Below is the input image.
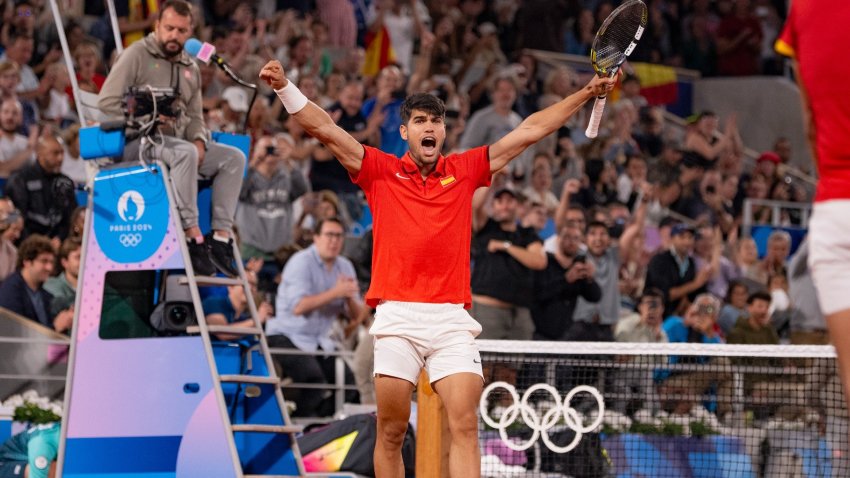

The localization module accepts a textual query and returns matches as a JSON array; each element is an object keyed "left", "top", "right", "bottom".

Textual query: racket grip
[{"left": 585, "top": 96, "right": 607, "bottom": 139}]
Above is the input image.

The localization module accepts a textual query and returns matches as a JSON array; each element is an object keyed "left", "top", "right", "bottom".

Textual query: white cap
[
  {"left": 478, "top": 22, "right": 497, "bottom": 36},
  {"left": 221, "top": 86, "right": 249, "bottom": 113}
]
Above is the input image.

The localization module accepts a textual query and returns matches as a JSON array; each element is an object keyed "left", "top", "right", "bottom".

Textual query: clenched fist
[{"left": 259, "top": 60, "right": 288, "bottom": 90}]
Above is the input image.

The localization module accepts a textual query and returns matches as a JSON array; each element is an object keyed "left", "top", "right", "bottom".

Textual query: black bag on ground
[{"left": 297, "top": 413, "right": 416, "bottom": 477}]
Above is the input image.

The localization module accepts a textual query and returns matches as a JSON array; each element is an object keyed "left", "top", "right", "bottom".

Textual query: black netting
[{"left": 478, "top": 347, "right": 847, "bottom": 478}]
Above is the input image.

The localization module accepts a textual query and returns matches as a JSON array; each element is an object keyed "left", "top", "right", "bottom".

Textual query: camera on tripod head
[{"left": 124, "top": 85, "right": 180, "bottom": 119}]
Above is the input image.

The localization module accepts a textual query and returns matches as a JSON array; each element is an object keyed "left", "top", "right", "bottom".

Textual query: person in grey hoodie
[{"left": 98, "top": 0, "right": 245, "bottom": 277}]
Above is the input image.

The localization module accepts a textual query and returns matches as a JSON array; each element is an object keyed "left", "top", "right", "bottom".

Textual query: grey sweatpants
[{"left": 125, "top": 136, "right": 245, "bottom": 232}]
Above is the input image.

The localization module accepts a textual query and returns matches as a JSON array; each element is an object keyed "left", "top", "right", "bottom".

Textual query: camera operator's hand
[
  {"left": 194, "top": 140, "right": 206, "bottom": 167},
  {"left": 259, "top": 60, "right": 288, "bottom": 90}
]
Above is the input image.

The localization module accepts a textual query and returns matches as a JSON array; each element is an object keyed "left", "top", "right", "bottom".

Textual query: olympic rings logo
[
  {"left": 479, "top": 382, "right": 605, "bottom": 454},
  {"left": 119, "top": 233, "right": 142, "bottom": 247}
]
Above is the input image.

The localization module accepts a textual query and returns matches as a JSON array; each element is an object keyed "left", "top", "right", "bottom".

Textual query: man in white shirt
[{"left": 0, "top": 98, "right": 34, "bottom": 179}]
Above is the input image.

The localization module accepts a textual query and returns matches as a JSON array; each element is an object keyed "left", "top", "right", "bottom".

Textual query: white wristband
[{"left": 275, "top": 81, "right": 309, "bottom": 114}]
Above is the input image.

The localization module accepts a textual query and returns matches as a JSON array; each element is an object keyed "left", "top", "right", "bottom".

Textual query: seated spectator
[
  {"left": 718, "top": 279, "right": 750, "bottom": 335},
  {"left": 0, "top": 199, "right": 22, "bottom": 282},
  {"left": 0, "top": 97, "right": 35, "bottom": 181},
  {"left": 0, "top": 61, "right": 38, "bottom": 134},
  {"left": 43, "top": 237, "right": 81, "bottom": 334},
  {"left": 658, "top": 294, "right": 731, "bottom": 415},
  {"left": 682, "top": 111, "right": 738, "bottom": 169},
  {"left": 37, "top": 63, "right": 74, "bottom": 127},
  {"left": 0, "top": 420, "right": 59, "bottom": 478},
  {"left": 613, "top": 288, "right": 668, "bottom": 414},
  {"left": 616, "top": 288, "right": 669, "bottom": 343},
  {"left": 0, "top": 30, "right": 38, "bottom": 100},
  {"left": 202, "top": 273, "right": 274, "bottom": 341},
  {"left": 727, "top": 291, "right": 776, "bottom": 345},
  {"left": 0, "top": 234, "right": 72, "bottom": 331},
  {"left": 4, "top": 135, "right": 77, "bottom": 241},
  {"left": 71, "top": 40, "right": 106, "bottom": 94},
  {"left": 753, "top": 230, "right": 791, "bottom": 286},
  {"left": 662, "top": 293, "right": 724, "bottom": 345},
  {"left": 522, "top": 154, "right": 559, "bottom": 214},
  {"left": 266, "top": 217, "right": 366, "bottom": 416},
  {"left": 787, "top": 240, "right": 829, "bottom": 345},
  {"left": 60, "top": 123, "right": 87, "bottom": 186},
  {"left": 293, "top": 190, "right": 348, "bottom": 249}
]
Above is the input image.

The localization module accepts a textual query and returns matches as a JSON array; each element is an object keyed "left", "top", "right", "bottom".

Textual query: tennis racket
[{"left": 585, "top": 0, "right": 648, "bottom": 139}]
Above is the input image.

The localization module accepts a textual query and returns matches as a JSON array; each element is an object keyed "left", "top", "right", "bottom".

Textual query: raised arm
[
  {"left": 488, "top": 74, "right": 617, "bottom": 172},
  {"left": 260, "top": 61, "right": 365, "bottom": 173}
]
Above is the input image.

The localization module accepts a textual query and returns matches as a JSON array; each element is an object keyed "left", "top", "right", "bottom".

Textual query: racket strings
[{"left": 593, "top": 3, "right": 646, "bottom": 73}]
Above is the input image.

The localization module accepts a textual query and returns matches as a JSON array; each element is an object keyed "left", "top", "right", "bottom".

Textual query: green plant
[
  {"left": 13, "top": 402, "right": 61, "bottom": 425},
  {"left": 689, "top": 421, "right": 719, "bottom": 438}
]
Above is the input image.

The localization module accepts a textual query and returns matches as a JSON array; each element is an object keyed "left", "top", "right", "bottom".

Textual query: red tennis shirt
[
  {"left": 776, "top": 1, "right": 850, "bottom": 202},
  {"left": 351, "top": 145, "right": 491, "bottom": 308}
]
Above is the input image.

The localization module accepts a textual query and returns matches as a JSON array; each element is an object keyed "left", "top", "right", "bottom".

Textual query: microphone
[{"left": 184, "top": 38, "right": 226, "bottom": 67}]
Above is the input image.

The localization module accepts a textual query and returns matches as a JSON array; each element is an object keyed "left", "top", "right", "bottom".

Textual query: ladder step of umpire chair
[
  {"left": 232, "top": 424, "right": 304, "bottom": 434},
  {"left": 220, "top": 375, "right": 280, "bottom": 385},
  {"left": 179, "top": 276, "right": 244, "bottom": 287},
  {"left": 186, "top": 325, "right": 264, "bottom": 336}
]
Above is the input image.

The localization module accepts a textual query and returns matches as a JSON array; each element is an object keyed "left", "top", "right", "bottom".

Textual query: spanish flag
[
  {"left": 631, "top": 62, "right": 678, "bottom": 106},
  {"left": 362, "top": 26, "right": 396, "bottom": 78},
  {"left": 123, "top": 0, "right": 160, "bottom": 47}
]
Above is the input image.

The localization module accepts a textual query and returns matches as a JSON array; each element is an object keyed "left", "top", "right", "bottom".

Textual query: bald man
[{"left": 3, "top": 135, "right": 77, "bottom": 241}]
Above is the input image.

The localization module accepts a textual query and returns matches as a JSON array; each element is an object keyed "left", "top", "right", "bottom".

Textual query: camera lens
[{"left": 169, "top": 305, "right": 188, "bottom": 325}]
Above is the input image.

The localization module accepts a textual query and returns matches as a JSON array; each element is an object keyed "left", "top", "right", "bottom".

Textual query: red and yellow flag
[
  {"left": 632, "top": 62, "right": 678, "bottom": 106},
  {"left": 362, "top": 26, "right": 396, "bottom": 78}
]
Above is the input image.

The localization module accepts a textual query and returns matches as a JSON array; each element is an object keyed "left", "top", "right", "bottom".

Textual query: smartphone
[
  {"left": 573, "top": 251, "right": 587, "bottom": 263},
  {"left": 697, "top": 304, "right": 715, "bottom": 316},
  {"left": 266, "top": 145, "right": 276, "bottom": 156}
]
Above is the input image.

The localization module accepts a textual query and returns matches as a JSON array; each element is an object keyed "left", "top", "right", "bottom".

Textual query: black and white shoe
[
  {"left": 208, "top": 234, "right": 239, "bottom": 278},
  {"left": 187, "top": 238, "right": 216, "bottom": 276}
]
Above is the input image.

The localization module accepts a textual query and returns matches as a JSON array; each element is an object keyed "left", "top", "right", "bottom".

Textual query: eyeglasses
[{"left": 320, "top": 231, "right": 344, "bottom": 239}]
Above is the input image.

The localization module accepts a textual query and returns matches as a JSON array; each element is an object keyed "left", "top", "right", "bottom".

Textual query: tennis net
[{"left": 476, "top": 340, "right": 847, "bottom": 478}]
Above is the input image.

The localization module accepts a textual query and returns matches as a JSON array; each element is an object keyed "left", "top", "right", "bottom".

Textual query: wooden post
[{"left": 415, "top": 372, "right": 451, "bottom": 478}]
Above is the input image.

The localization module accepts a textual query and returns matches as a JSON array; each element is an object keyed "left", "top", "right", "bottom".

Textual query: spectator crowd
[{"left": 0, "top": 0, "right": 820, "bottom": 421}]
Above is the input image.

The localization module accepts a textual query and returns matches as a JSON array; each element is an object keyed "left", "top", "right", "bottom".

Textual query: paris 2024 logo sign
[{"left": 94, "top": 166, "right": 169, "bottom": 263}]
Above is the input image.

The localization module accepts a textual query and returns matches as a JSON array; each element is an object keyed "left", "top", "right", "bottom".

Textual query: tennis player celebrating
[
  {"left": 260, "top": 60, "right": 616, "bottom": 477},
  {"left": 776, "top": 4, "right": 850, "bottom": 419}
]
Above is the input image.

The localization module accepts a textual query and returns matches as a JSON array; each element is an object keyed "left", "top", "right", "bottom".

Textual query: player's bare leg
[
  {"left": 374, "top": 374, "right": 415, "bottom": 478},
  {"left": 433, "top": 372, "right": 484, "bottom": 478}
]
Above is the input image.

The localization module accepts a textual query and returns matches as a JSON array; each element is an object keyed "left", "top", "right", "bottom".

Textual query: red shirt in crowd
[
  {"left": 716, "top": 14, "right": 762, "bottom": 76},
  {"left": 776, "top": 1, "right": 850, "bottom": 202},
  {"left": 351, "top": 145, "right": 491, "bottom": 308}
]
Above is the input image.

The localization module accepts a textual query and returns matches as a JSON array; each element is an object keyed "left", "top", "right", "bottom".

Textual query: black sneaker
[
  {"left": 187, "top": 238, "right": 216, "bottom": 276},
  {"left": 208, "top": 234, "right": 239, "bottom": 277}
]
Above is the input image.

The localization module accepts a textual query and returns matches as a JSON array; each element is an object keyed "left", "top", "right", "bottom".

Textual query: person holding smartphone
[{"left": 531, "top": 225, "right": 601, "bottom": 341}]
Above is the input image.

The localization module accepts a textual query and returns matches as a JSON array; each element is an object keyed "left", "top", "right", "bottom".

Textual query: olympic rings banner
[
  {"left": 479, "top": 381, "right": 605, "bottom": 454},
  {"left": 93, "top": 165, "right": 170, "bottom": 263}
]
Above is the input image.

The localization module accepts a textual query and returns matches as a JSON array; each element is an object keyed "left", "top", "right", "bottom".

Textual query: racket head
[{"left": 590, "top": 0, "right": 648, "bottom": 77}]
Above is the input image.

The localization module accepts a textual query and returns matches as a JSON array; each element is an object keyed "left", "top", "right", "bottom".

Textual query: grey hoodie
[{"left": 98, "top": 33, "right": 208, "bottom": 145}]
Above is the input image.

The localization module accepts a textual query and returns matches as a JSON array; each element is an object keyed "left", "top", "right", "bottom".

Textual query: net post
[{"left": 416, "top": 371, "right": 451, "bottom": 477}]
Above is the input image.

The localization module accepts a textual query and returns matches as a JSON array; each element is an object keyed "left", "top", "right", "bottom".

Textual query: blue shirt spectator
[{"left": 268, "top": 234, "right": 361, "bottom": 352}]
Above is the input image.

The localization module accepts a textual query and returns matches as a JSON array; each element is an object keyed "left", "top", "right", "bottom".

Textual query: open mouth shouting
[{"left": 421, "top": 136, "right": 438, "bottom": 157}]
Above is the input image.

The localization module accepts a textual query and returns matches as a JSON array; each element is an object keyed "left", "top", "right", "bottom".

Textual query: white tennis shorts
[
  {"left": 809, "top": 200, "right": 850, "bottom": 315},
  {"left": 371, "top": 301, "right": 483, "bottom": 384}
]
